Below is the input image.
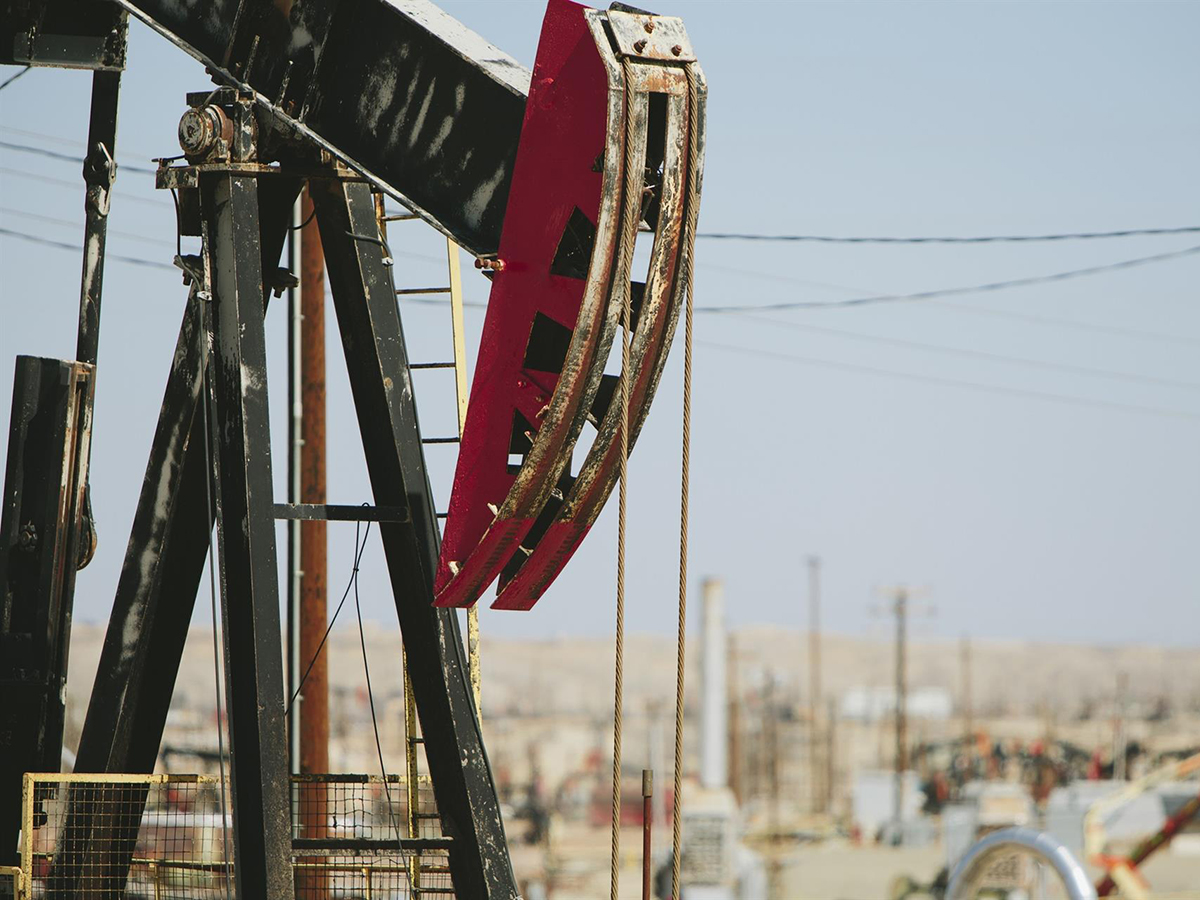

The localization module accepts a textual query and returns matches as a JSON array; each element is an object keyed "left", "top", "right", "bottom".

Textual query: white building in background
[{"left": 839, "top": 686, "right": 954, "bottom": 723}]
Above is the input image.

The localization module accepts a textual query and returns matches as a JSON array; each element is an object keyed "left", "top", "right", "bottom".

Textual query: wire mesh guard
[{"left": 21, "top": 773, "right": 451, "bottom": 899}]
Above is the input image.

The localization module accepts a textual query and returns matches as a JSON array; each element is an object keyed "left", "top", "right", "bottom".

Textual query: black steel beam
[
  {"left": 117, "top": 0, "right": 528, "bottom": 257},
  {"left": 75, "top": 173, "right": 300, "bottom": 779},
  {"left": 0, "top": 357, "right": 93, "bottom": 866},
  {"left": 60, "top": 172, "right": 301, "bottom": 897},
  {"left": 201, "top": 169, "right": 294, "bottom": 900},
  {"left": 273, "top": 503, "right": 410, "bottom": 522},
  {"left": 76, "top": 67, "right": 122, "bottom": 367},
  {"left": 312, "top": 178, "right": 517, "bottom": 899},
  {"left": 0, "top": 0, "right": 127, "bottom": 70}
]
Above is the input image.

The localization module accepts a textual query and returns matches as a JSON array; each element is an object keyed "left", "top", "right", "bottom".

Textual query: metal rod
[
  {"left": 288, "top": 194, "right": 302, "bottom": 777},
  {"left": 641, "top": 770, "right": 652, "bottom": 900},
  {"left": 808, "top": 555, "right": 822, "bottom": 814},
  {"left": 395, "top": 287, "right": 451, "bottom": 295},
  {"left": 894, "top": 587, "right": 908, "bottom": 835},
  {"left": 299, "top": 184, "right": 329, "bottom": 900}
]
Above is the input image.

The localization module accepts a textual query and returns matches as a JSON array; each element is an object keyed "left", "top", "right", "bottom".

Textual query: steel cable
[
  {"left": 609, "top": 60, "right": 644, "bottom": 900},
  {"left": 671, "top": 62, "right": 702, "bottom": 900}
]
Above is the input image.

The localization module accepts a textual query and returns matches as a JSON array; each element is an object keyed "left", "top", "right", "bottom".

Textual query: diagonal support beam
[{"left": 311, "top": 178, "right": 517, "bottom": 899}]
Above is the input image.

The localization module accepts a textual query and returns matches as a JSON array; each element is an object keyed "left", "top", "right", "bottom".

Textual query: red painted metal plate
[
  {"left": 494, "top": 65, "right": 703, "bottom": 611},
  {"left": 433, "top": 0, "right": 622, "bottom": 608}
]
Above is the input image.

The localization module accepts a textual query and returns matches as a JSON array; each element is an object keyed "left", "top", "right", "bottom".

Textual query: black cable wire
[
  {"left": 289, "top": 206, "right": 317, "bottom": 231},
  {"left": 736, "top": 313, "right": 1200, "bottom": 392},
  {"left": 0, "top": 67, "right": 29, "bottom": 92},
  {"left": 696, "top": 244, "right": 1200, "bottom": 313},
  {"left": 0, "top": 226, "right": 177, "bottom": 270},
  {"left": 696, "top": 226, "right": 1200, "bottom": 244},
  {"left": 0, "top": 138, "right": 158, "bottom": 174},
  {"left": 284, "top": 517, "right": 372, "bottom": 718},
  {"left": 351, "top": 522, "right": 405, "bottom": 847},
  {"left": 700, "top": 339, "right": 1200, "bottom": 423},
  {"left": 0, "top": 164, "right": 172, "bottom": 207},
  {"left": 0, "top": 204, "right": 174, "bottom": 247}
]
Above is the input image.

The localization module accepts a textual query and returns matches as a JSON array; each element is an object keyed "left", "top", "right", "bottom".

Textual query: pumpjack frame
[{"left": 0, "top": 1, "right": 705, "bottom": 897}]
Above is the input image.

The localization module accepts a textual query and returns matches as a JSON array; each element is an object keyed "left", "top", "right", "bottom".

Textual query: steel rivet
[
  {"left": 634, "top": 39, "right": 648, "bottom": 53},
  {"left": 671, "top": 44, "right": 683, "bottom": 56},
  {"left": 644, "top": 20, "right": 655, "bottom": 33}
]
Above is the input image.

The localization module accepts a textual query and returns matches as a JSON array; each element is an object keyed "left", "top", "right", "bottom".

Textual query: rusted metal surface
[
  {"left": 493, "top": 44, "right": 707, "bottom": 610},
  {"left": 607, "top": 9, "right": 696, "bottom": 63},
  {"left": 0, "top": 357, "right": 95, "bottom": 867},
  {"left": 297, "top": 184, "right": 330, "bottom": 900},
  {"left": 432, "top": 0, "right": 633, "bottom": 609}
]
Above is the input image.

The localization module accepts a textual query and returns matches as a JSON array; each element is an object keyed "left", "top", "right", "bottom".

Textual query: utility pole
[
  {"left": 871, "top": 586, "right": 932, "bottom": 835},
  {"left": 960, "top": 635, "right": 973, "bottom": 765},
  {"left": 765, "top": 672, "right": 782, "bottom": 900},
  {"left": 825, "top": 696, "right": 836, "bottom": 815},
  {"left": 1114, "top": 671, "right": 1128, "bottom": 782},
  {"left": 295, "top": 184, "right": 329, "bottom": 900},
  {"left": 894, "top": 587, "right": 908, "bottom": 834},
  {"left": 298, "top": 184, "right": 329, "bottom": 777},
  {"left": 728, "top": 633, "right": 742, "bottom": 804},
  {"left": 807, "top": 555, "right": 823, "bottom": 814}
]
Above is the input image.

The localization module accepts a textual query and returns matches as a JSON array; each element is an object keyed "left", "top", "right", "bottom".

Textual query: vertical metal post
[
  {"left": 445, "top": 238, "right": 481, "bottom": 716},
  {"left": 297, "top": 183, "right": 329, "bottom": 900},
  {"left": 960, "top": 635, "right": 973, "bottom": 768},
  {"left": 825, "top": 696, "right": 837, "bottom": 815},
  {"left": 299, "top": 184, "right": 329, "bottom": 778},
  {"left": 404, "top": 649, "right": 422, "bottom": 893},
  {"left": 893, "top": 587, "right": 908, "bottom": 835},
  {"left": 75, "top": 69, "right": 121, "bottom": 366},
  {"left": 807, "top": 555, "right": 822, "bottom": 814},
  {"left": 641, "top": 769, "right": 652, "bottom": 900},
  {"left": 200, "top": 170, "right": 295, "bottom": 900},
  {"left": 287, "top": 197, "right": 303, "bottom": 776},
  {"left": 726, "top": 636, "right": 741, "bottom": 804},
  {"left": 1114, "top": 672, "right": 1128, "bottom": 782}
]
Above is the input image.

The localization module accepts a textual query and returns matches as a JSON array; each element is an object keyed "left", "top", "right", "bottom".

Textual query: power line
[
  {"left": 696, "top": 244, "right": 1200, "bottom": 313},
  {"left": 0, "top": 205, "right": 175, "bottom": 247},
  {"left": 0, "top": 67, "right": 30, "bottom": 92},
  {"left": 699, "top": 339, "right": 1200, "bottom": 423},
  {"left": 924, "top": 299, "right": 1200, "bottom": 350},
  {"left": 0, "top": 124, "right": 160, "bottom": 161},
  {"left": 736, "top": 312, "right": 1200, "bottom": 393},
  {"left": 0, "top": 227, "right": 176, "bottom": 271},
  {"left": 696, "top": 226, "right": 1200, "bottom": 244},
  {"left": 697, "top": 258, "right": 1200, "bottom": 349},
  {"left": 0, "top": 138, "right": 158, "bottom": 174},
  {"left": 0, "top": 165, "right": 172, "bottom": 207}
]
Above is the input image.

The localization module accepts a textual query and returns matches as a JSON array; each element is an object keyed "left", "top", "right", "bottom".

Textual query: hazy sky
[{"left": 2, "top": 1, "right": 1199, "bottom": 649}]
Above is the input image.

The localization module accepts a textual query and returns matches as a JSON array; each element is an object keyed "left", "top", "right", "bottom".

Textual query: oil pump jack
[{"left": 0, "top": 0, "right": 705, "bottom": 896}]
